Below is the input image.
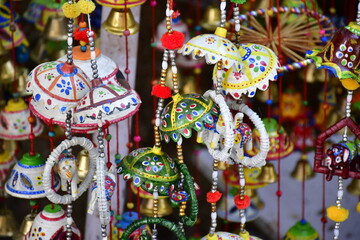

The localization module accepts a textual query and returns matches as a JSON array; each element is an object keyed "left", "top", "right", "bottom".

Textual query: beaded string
[
  {"left": 28, "top": 111, "right": 36, "bottom": 156},
  {"left": 64, "top": 112, "right": 73, "bottom": 240},
  {"left": 219, "top": 0, "right": 226, "bottom": 28},
  {"left": 152, "top": 186, "right": 159, "bottom": 240},
  {"left": 115, "top": 123, "right": 121, "bottom": 238},
  {"left": 66, "top": 0, "right": 74, "bottom": 65},
  {"left": 357, "top": 0, "right": 360, "bottom": 25},
  {"left": 150, "top": 0, "right": 157, "bottom": 114},
  {"left": 233, "top": 4, "right": 240, "bottom": 46},
  {"left": 332, "top": 90, "right": 353, "bottom": 240},
  {"left": 238, "top": 164, "right": 247, "bottom": 235},
  {"left": 275, "top": 1, "right": 283, "bottom": 240},
  {"left": 208, "top": 160, "right": 219, "bottom": 236}
]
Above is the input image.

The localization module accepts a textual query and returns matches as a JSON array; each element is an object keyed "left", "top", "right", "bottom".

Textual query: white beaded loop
[
  {"left": 230, "top": 102, "right": 269, "bottom": 168},
  {"left": 203, "top": 90, "right": 234, "bottom": 162},
  {"left": 43, "top": 137, "right": 97, "bottom": 204}
]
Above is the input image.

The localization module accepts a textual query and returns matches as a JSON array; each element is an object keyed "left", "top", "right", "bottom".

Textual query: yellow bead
[
  {"left": 126, "top": 202, "right": 134, "bottom": 209},
  {"left": 326, "top": 205, "right": 349, "bottom": 222}
]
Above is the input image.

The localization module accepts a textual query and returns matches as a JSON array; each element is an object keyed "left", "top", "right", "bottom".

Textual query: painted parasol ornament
[
  {"left": 159, "top": 93, "right": 220, "bottom": 143},
  {"left": 118, "top": 146, "right": 179, "bottom": 196},
  {"left": 178, "top": 27, "right": 242, "bottom": 71},
  {"left": 215, "top": 43, "right": 280, "bottom": 98}
]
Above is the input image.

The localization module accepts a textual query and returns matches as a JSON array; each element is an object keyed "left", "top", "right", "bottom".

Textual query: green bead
[
  {"left": 115, "top": 153, "right": 121, "bottom": 160},
  {"left": 150, "top": 42, "right": 157, "bottom": 48},
  {"left": 29, "top": 200, "right": 37, "bottom": 206},
  {"left": 106, "top": 134, "right": 112, "bottom": 141},
  {"left": 303, "top": 100, "right": 309, "bottom": 106},
  {"left": 115, "top": 214, "right": 122, "bottom": 221}
]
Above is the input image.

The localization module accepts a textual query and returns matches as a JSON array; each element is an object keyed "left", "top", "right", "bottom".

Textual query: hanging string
[
  {"left": 115, "top": 123, "right": 121, "bottom": 238},
  {"left": 150, "top": 0, "right": 157, "bottom": 115},
  {"left": 275, "top": 1, "right": 283, "bottom": 240},
  {"left": 28, "top": 112, "right": 35, "bottom": 156},
  {"left": 8, "top": 0, "right": 17, "bottom": 94},
  {"left": 309, "top": 0, "right": 324, "bottom": 34},
  {"left": 321, "top": 70, "right": 328, "bottom": 240},
  {"left": 195, "top": 0, "right": 201, "bottom": 36},
  {"left": 224, "top": 163, "right": 229, "bottom": 232}
]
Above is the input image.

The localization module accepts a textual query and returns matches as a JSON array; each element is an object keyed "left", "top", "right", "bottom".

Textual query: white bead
[
  {"left": 220, "top": 2, "right": 226, "bottom": 10},
  {"left": 162, "top": 61, "right": 168, "bottom": 69},
  {"left": 240, "top": 179, "right": 245, "bottom": 186},
  {"left": 97, "top": 119, "right": 103, "bottom": 127},
  {"left": 153, "top": 191, "right": 159, "bottom": 199},
  {"left": 337, "top": 190, "right": 343, "bottom": 199},
  {"left": 155, "top": 118, "right": 161, "bottom": 126},
  {"left": 171, "top": 66, "right": 177, "bottom": 74},
  {"left": 67, "top": 37, "right": 73, "bottom": 46},
  {"left": 334, "top": 229, "right": 339, "bottom": 237},
  {"left": 235, "top": 25, "right": 240, "bottom": 32},
  {"left": 211, "top": 212, "right": 217, "bottom": 220},
  {"left": 212, "top": 171, "right": 218, "bottom": 179},
  {"left": 241, "top": 216, "right": 246, "bottom": 224},
  {"left": 91, "top": 51, "right": 96, "bottom": 60},
  {"left": 67, "top": 217, "right": 73, "bottom": 225},
  {"left": 177, "top": 137, "right": 183, "bottom": 145}
]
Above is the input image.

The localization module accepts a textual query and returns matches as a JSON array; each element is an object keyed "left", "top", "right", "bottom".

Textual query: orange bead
[{"left": 28, "top": 116, "right": 36, "bottom": 123}]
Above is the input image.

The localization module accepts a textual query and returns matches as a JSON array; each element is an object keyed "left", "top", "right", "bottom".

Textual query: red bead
[
  {"left": 150, "top": 0, "right": 157, "bottom": 7},
  {"left": 123, "top": 30, "right": 130, "bottom": 36},
  {"left": 124, "top": 68, "right": 131, "bottom": 74},
  {"left": 276, "top": 190, "right": 282, "bottom": 197},
  {"left": 106, "top": 162, "right": 112, "bottom": 169},
  {"left": 133, "top": 136, "right": 141, "bottom": 143},
  {"left": 126, "top": 142, "right": 133, "bottom": 148},
  {"left": 28, "top": 134, "right": 35, "bottom": 140},
  {"left": 319, "top": 29, "right": 325, "bottom": 35},
  {"left": 321, "top": 217, "right": 327, "bottom": 223},
  {"left": 28, "top": 116, "right": 36, "bottom": 123}
]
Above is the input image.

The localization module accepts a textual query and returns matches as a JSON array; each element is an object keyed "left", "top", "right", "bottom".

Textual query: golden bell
[
  {"left": 30, "top": 40, "right": 48, "bottom": 63},
  {"left": 245, "top": 189, "right": 264, "bottom": 210},
  {"left": 15, "top": 67, "right": 31, "bottom": 96},
  {"left": 43, "top": 15, "right": 68, "bottom": 41},
  {"left": 347, "top": 179, "right": 360, "bottom": 196},
  {"left": 0, "top": 58, "right": 15, "bottom": 84},
  {"left": 77, "top": 149, "right": 89, "bottom": 181},
  {"left": 200, "top": 5, "right": 220, "bottom": 32},
  {"left": 0, "top": 208, "right": 17, "bottom": 237},
  {"left": 13, "top": 213, "right": 36, "bottom": 240},
  {"left": 257, "top": 162, "right": 278, "bottom": 184},
  {"left": 291, "top": 155, "right": 315, "bottom": 181},
  {"left": 140, "top": 197, "right": 173, "bottom": 217},
  {"left": 103, "top": 8, "right": 139, "bottom": 36}
]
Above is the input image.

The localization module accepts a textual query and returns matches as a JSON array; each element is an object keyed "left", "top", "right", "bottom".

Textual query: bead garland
[
  {"left": 152, "top": 187, "right": 159, "bottom": 240},
  {"left": 64, "top": 112, "right": 73, "bottom": 240},
  {"left": 208, "top": 160, "right": 219, "bottom": 236}
]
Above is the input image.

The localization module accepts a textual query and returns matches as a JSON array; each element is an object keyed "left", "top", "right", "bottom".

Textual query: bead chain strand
[
  {"left": 152, "top": 187, "right": 159, "bottom": 240},
  {"left": 334, "top": 90, "right": 353, "bottom": 240},
  {"left": 209, "top": 160, "right": 219, "bottom": 236},
  {"left": 357, "top": 0, "right": 360, "bottom": 25},
  {"left": 64, "top": 112, "right": 73, "bottom": 240},
  {"left": 238, "top": 164, "right": 246, "bottom": 233},
  {"left": 97, "top": 112, "right": 108, "bottom": 239},
  {"left": 220, "top": 0, "right": 226, "bottom": 28},
  {"left": 233, "top": 4, "right": 241, "bottom": 46},
  {"left": 66, "top": 0, "right": 74, "bottom": 65}
]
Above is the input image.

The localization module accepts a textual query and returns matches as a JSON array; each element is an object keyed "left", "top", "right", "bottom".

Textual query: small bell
[
  {"left": 103, "top": 8, "right": 139, "bottom": 36},
  {"left": 245, "top": 189, "right": 264, "bottom": 210},
  {"left": 0, "top": 58, "right": 16, "bottom": 84},
  {"left": 140, "top": 197, "right": 173, "bottom": 217},
  {"left": 200, "top": 4, "right": 220, "bottom": 32},
  {"left": 291, "top": 155, "right": 315, "bottom": 181},
  {"left": 42, "top": 15, "right": 68, "bottom": 41},
  {"left": 131, "top": 184, "right": 173, "bottom": 217},
  {"left": 347, "top": 179, "right": 360, "bottom": 196},
  {"left": 30, "top": 40, "right": 48, "bottom": 63},
  {"left": 257, "top": 162, "right": 278, "bottom": 184},
  {"left": 0, "top": 207, "right": 17, "bottom": 237},
  {"left": 14, "top": 67, "right": 31, "bottom": 97},
  {"left": 77, "top": 149, "right": 89, "bottom": 181},
  {"left": 13, "top": 213, "right": 36, "bottom": 240}
]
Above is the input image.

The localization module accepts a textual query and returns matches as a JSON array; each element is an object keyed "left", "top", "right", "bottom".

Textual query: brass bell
[
  {"left": 30, "top": 40, "right": 48, "bottom": 63},
  {"left": 14, "top": 67, "right": 31, "bottom": 96},
  {"left": 140, "top": 197, "right": 173, "bottom": 217},
  {"left": 291, "top": 155, "right": 315, "bottom": 181},
  {"left": 245, "top": 189, "right": 264, "bottom": 210},
  {"left": 347, "top": 179, "right": 360, "bottom": 196},
  {"left": 257, "top": 162, "right": 278, "bottom": 184},
  {"left": 13, "top": 213, "right": 36, "bottom": 240},
  {"left": 0, "top": 207, "right": 17, "bottom": 237},
  {"left": 77, "top": 149, "right": 89, "bottom": 181},
  {"left": 0, "top": 58, "right": 15, "bottom": 84},
  {"left": 200, "top": 4, "right": 220, "bottom": 32},
  {"left": 43, "top": 15, "right": 68, "bottom": 41},
  {"left": 217, "top": 161, "right": 228, "bottom": 171},
  {"left": 103, "top": 8, "right": 139, "bottom": 36}
]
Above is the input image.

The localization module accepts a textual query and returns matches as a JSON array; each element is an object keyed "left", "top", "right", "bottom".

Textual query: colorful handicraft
[
  {"left": 0, "top": 98, "right": 43, "bottom": 140},
  {"left": 216, "top": 43, "right": 279, "bottom": 98},
  {"left": 26, "top": 204, "right": 81, "bottom": 240},
  {"left": 284, "top": 219, "right": 319, "bottom": 240},
  {"left": 307, "top": 21, "right": 360, "bottom": 90}
]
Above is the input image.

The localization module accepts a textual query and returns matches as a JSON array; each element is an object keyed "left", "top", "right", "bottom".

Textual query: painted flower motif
[
  {"left": 248, "top": 56, "right": 267, "bottom": 72},
  {"left": 31, "top": 227, "right": 46, "bottom": 240},
  {"left": 335, "top": 43, "right": 357, "bottom": 68},
  {"left": 42, "top": 62, "right": 57, "bottom": 70},
  {"left": 36, "top": 175, "right": 42, "bottom": 186},
  {"left": 56, "top": 79, "right": 72, "bottom": 95},
  {"left": 44, "top": 73, "right": 55, "bottom": 81},
  {"left": 205, "top": 37, "right": 216, "bottom": 44},
  {"left": 13, "top": 119, "right": 26, "bottom": 133}
]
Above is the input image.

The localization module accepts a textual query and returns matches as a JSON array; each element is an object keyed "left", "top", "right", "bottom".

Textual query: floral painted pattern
[
  {"left": 13, "top": 119, "right": 27, "bottom": 133},
  {"left": 249, "top": 56, "right": 267, "bottom": 72},
  {"left": 31, "top": 227, "right": 46, "bottom": 240},
  {"left": 56, "top": 79, "right": 72, "bottom": 95}
]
